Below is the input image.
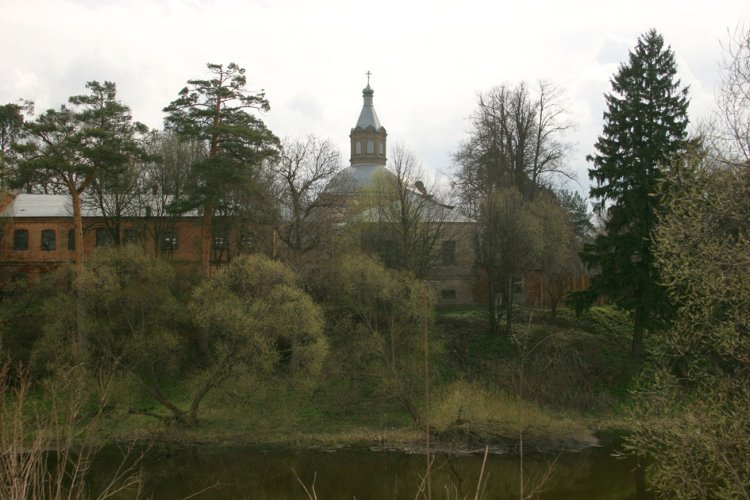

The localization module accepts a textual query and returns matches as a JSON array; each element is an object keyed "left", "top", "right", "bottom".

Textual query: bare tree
[
  {"left": 136, "top": 132, "right": 201, "bottom": 256},
  {"left": 358, "top": 144, "right": 456, "bottom": 279},
  {"left": 453, "top": 81, "right": 573, "bottom": 215},
  {"left": 271, "top": 135, "right": 343, "bottom": 260},
  {"left": 714, "top": 23, "right": 750, "bottom": 166}
]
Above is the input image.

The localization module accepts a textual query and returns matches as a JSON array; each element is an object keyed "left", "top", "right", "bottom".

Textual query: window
[
  {"left": 378, "top": 141, "right": 384, "bottom": 155},
  {"left": 212, "top": 231, "right": 228, "bottom": 250},
  {"left": 512, "top": 276, "right": 523, "bottom": 295},
  {"left": 67, "top": 229, "right": 75, "bottom": 250},
  {"left": 161, "top": 231, "right": 178, "bottom": 254},
  {"left": 367, "top": 140, "right": 374, "bottom": 154},
  {"left": 123, "top": 229, "right": 140, "bottom": 245},
  {"left": 442, "top": 240, "right": 456, "bottom": 266},
  {"left": 96, "top": 229, "right": 114, "bottom": 248},
  {"left": 355, "top": 141, "right": 361, "bottom": 156},
  {"left": 13, "top": 229, "right": 28, "bottom": 250},
  {"left": 238, "top": 232, "right": 254, "bottom": 252},
  {"left": 41, "top": 229, "right": 56, "bottom": 251},
  {"left": 441, "top": 289, "right": 457, "bottom": 300}
]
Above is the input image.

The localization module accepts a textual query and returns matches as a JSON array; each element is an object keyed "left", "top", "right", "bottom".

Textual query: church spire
[{"left": 350, "top": 72, "right": 387, "bottom": 166}]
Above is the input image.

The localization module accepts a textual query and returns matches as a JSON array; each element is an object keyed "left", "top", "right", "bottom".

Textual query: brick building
[{"left": 0, "top": 80, "right": 481, "bottom": 304}]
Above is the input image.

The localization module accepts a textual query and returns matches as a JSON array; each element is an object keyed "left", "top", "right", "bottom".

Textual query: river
[{"left": 90, "top": 436, "right": 652, "bottom": 499}]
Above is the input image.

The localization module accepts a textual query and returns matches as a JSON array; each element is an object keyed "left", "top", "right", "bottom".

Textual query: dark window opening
[
  {"left": 96, "top": 229, "right": 114, "bottom": 248},
  {"left": 442, "top": 240, "right": 456, "bottom": 265},
  {"left": 41, "top": 229, "right": 56, "bottom": 251},
  {"left": 441, "top": 289, "right": 457, "bottom": 300},
  {"left": 238, "top": 232, "right": 254, "bottom": 252},
  {"left": 161, "top": 231, "right": 178, "bottom": 255},
  {"left": 212, "top": 231, "right": 228, "bottom": 250},
  {"left": 123, "top": 229, "right": 140, "bottom": 245},
  {"left": 13, "top": 229, "right": 29, "bottom": 250},
  {"left": 68, "top": 229, "right": 76, "bottom": 250},
  {"left": 512, "top": 276, "right": 523, "bottom": 295}
]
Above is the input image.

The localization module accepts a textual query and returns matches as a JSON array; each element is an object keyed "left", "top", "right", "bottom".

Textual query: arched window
[
  {"left": 41, "top": 229, "right": 56, "bottom": 251},
  {"left": 378, "top": 142, "right": 384, "bottom": 155},
  {"left": 355, "top": 141, "right": 362, "bottom": 155},
  {"left": 367, "top": 140, "right": 374, "bottom": 154},
  {"left": 13, "top": 229, "right": 28, "bottom": 250}
]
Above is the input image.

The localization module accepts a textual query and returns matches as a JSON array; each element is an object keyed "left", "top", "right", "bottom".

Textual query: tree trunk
[
  {"left": 632, "top": 308, "right": 644, "bottom": 361},
  {"left": 70, "top": 189, "right": 85, "bottom": 271},
  {"left": 70, "top": 189, "right": 87, "bottom": 362},
  {"left": 487, "top": 269, "right": 498, "bottom": 336},
  {"left": 201, "top": 200, "right": 213, "bottom": 280},
  {"left": 504, "top": 274, "right": 514, "bottom": 335}
]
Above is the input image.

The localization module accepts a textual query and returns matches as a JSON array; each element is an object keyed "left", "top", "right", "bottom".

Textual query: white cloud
[{"left": 2, "top": 0, "right": 747, "bottom": 197}]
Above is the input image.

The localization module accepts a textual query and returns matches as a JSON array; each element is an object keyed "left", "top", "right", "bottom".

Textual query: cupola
[{"left": 350, "top": 73, "right": 387, "bottom": 166}]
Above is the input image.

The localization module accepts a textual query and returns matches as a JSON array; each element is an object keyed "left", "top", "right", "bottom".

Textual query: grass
[{"left": 430, "top": 379, "right": 596, "bottom": 448}]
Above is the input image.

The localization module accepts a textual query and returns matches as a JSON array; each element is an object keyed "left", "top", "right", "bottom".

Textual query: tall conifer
[
  {"left": 164, "top": 63, "right": 279, "bottom": 279},
  {"left": 581, "top": 30, "right": 689, "bottom": 359}
]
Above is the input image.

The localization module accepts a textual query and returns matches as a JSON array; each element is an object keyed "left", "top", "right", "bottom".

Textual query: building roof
[
  {"left": 325, "top": 164, "right": 475, "bottom": 223},
  {"left": 353, "top": 85, "right": 383, "bottom": 131},
  {"left": 1, "top": 194, "right": 89, "bottom": 217},
  {"left": 328, "top": 163, "right": 395, "bottom": 193},
  {"left": 0, "top": 193, "right": 199, "bottom": 218}
]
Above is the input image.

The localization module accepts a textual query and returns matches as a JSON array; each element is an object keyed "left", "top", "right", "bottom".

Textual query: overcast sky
[{"left": 2, "top": 0, "right": 748, "bottom": 196}]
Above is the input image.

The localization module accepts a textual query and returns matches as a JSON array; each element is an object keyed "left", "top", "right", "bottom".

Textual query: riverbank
[{"left": 96, "top": 305, "right": 636, "bottom": 456}]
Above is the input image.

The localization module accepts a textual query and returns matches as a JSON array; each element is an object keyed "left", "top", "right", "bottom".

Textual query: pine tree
[
  {"left": 14, "top": 81, "right": 146, "bottom": 270},
  {"left": 581, "top": 30, "right": 689, "bottom": 359},
  {"left": 163, "top": 63, "right": 279, "bottom": 279}
]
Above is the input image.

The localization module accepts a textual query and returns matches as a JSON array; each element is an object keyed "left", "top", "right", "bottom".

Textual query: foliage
[
  {"left": 478, "top": 186, "right": 542, "bottom": 334},
  {"left": 33, "top": 250, "right": 327, "bottom": 427},
  {"left": 320, "top": 253, "right": 432, "bottom": 425},
  {"left": 31, "top": 246, "right": 185, "bottom": 398},
  {"left": 580, "top": 29, "right": 690, "bottom": 359},
  {"left": 625, "top": 157, "right": 750, "bottom": 497},
  {"left": 440, "top": 306, "right": 634, "bottom": 412},
  {"left": 186, "top": 254, "right": 328, "bottom": 424},
  {"left": 555, "top": 189, "right": 593, "bottom": 242},
  {"left": 164, "top": 62, "right": 279, "bottom": 278},
  {"left": 533, "top": 192, "right": 584, "bottom": 314},
  {"left": 0, "top": 100, "right": 33, "bottom": 189}
]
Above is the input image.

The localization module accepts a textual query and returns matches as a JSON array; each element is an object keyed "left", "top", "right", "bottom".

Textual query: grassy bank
[{"left": 91, "top": 305, "right": 637, "bottom": 453}]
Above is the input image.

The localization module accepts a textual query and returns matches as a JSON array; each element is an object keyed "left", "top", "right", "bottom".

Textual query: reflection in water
[{"left": 91, "top": 439, "right": 652, "bottom": 499}]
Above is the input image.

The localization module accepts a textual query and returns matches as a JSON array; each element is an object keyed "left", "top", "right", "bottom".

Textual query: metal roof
[
  {"left": 1, "top": 193, "right": 199, "bottom": 218},
  {"left": 353, "top": 85, "right": 383, "bottom": 131},
  {"left": 1, "top": 194, "right": 89, "bottom": 217}
]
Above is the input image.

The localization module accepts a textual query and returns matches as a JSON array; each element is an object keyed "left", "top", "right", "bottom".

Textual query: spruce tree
[{"left": 581, "top": 30, "right": 689, "bottom": 359}]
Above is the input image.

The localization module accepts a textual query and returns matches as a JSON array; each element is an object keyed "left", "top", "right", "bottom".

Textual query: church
[{"left": 0, "top": 79, "right": 480, "bottom": 305}]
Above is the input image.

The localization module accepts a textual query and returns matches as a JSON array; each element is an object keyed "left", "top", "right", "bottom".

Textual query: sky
[{"left": 2, "top": 0, "right": 748, "bottom": 196}]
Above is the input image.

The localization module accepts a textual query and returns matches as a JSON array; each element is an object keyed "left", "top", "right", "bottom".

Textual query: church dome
[
  {"left": 325, "top": 163, "right": 395, "bottom": 194},
  {"left": 350, "top": 75, "right": 387, "bottom": 167}
]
